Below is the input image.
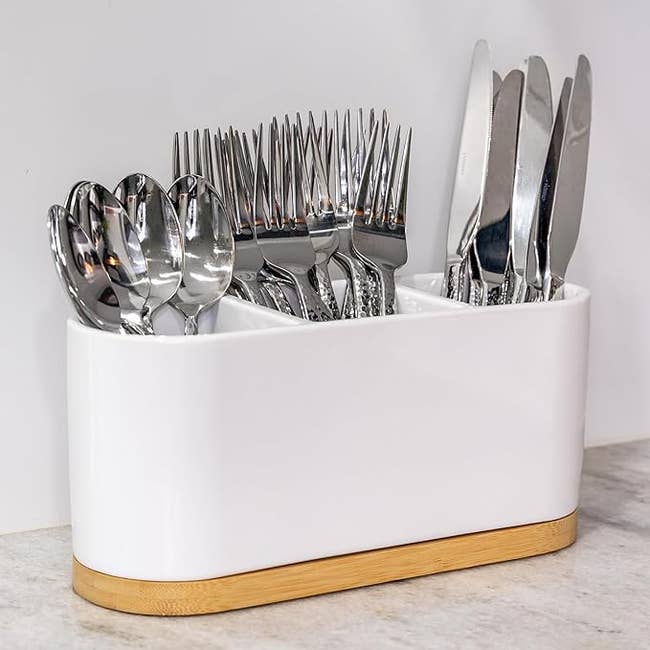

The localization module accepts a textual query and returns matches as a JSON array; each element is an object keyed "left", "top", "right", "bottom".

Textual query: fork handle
[
  {"left": 374, "top": 265, "right": 397, "bottom": 316},
  {"left": 290, "top": 271, "right": 333, "bottom": 321},
  {"left": 311, "top": 261, "right": 339, "bottom": 319},
  {"left": 332, "top": 252, "right": 373, "bottom": 318},
  {"left": 231, "top": 275, "right": 274, "bottom": 308},
  {"left": 262, "top": 280, "right": 295, "bottom": 315}
]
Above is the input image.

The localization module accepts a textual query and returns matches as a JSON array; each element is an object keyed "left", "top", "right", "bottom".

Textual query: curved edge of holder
[{"left": 72, "top": 510, "right": 577, "bottom": 616}]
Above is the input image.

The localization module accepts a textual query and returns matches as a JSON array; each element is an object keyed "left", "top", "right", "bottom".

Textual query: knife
[
  {"left": 472, "top": 68, "right": 523, "bottom": 305},
  {"left": 526, "top": 77, "right": 572, "bottom": 301},
  {"left": 443, "top": 40, "right": 493, "bottom": 301},
  {"left": 509, "top": 56, "right": 553, "bottom": 303},
  {"left": 544, "top": 55, "right": 592, "bottom": 299}
]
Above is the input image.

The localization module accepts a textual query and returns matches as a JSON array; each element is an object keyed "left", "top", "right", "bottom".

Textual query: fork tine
[
  {"left": 172, "top": 132, "right": 181, "bottom": 181},
  {"left": 215, "top": 129, "right": 233, "bottom": 216},
  {"left": 370, "top": 123, "right": 390, "bottom": 224},
  {"left": 392, "top": 128, "right": 412, "bottom": 226},
  {"left": 253, "top": 122, "right": 272, "bottom": 231},
  {"left": 296, "top": 112, "right": 306, "bottom": 154},
  {"left": 252, "top": 127, "right": 270, "bottom": 212},
  {"left": 321, "top": 110, "right": 332, "bottom": 191},
  {"left": 326, "top": 127, "right": 333, "bottom": 190},
  {"left": 306, "top": 111, "right": 317, "bottom": 205},
  {"left": 382, "top": 125, "right": 401, "bottom": 224},
  {"left": 295, "top": 120, "right": 312, "bottom": 212},
  {"left": 334, "top": 111, "right": 342, "bottom": 208},
  {"left": 235, "top": 131, "right": 256, "bottom": 217},
  {"left": 355, "top": 108, "right": 365, "bottom": 188},
  {"left": 202, "top": 128, "right": 215, "bottom": 186},
  {"left": 321, "top": 110, "right": 328, "bottom": 154},
  {"left": 268, "top": 119, "right": 281, "bottom": 229},
  {"left": 218, "top": 130, "right": 232, "bottom": 218},
  {"left": 341, "top": 109, "right": 352, "bottom": 210},
  {"left": 214, "top": 129, "right": 226, "bottom": 196},
  {"left": 183, "top": 131, "right": 190, "bottom": 176},
  {"left": 308, "top": 112, "right": 332, "bottom": 209},
  {"left": 290, "top": 125, "right": 307, "bottom": 224},
  {"left": 353, "top": 121, "right": 379, "bottom": 216},
  {"left": 226, "top": 127, "right": 243, "bottom": 232},
  {"left": 281, "top": 118, "right": 289, "bottom": 225},
  {"left": 193, "top": 129, "right": 202, "bottom": 176},
  {"left": 241, "top": 131, "right": 254, "bottom": 182},
  {"left": 233, "top": 130, "right": 253, "bottom": 199}
]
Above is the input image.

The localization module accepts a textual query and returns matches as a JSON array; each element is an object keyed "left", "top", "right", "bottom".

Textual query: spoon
[
  {"left": 113, "top": 174, "right": 183, "bottom": 317},
  {"left": 167, "top": 175, "right": 234, "bottom": 335},
  {"left": 47, "top": 205, "right": 124, "bottom": 333},
  {"left": 66, "top": 182, "right": 153, "bottom": 334}
]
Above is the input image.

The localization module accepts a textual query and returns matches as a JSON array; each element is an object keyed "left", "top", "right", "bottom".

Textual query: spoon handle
[{"left": 184, "top": 314, "right": 199, "bottom": 335}]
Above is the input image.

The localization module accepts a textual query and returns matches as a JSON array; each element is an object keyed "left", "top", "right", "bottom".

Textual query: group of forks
[{"left": 172, "top": 109, "right": 412, "bottom": 321}]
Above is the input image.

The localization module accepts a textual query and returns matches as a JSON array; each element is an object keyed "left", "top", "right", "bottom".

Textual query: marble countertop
[{"left": 1, "top": 440, "right": 649, "bottom": 649}]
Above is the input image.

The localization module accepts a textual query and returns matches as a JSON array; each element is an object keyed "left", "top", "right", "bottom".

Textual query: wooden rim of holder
[{"left": 73, "top": 510, "right": 577, "bottom": 616}]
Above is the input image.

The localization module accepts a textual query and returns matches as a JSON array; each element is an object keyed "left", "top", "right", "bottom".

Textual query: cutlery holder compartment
[{"left": 68, "top": 275, "right": 590, "bottom": 615}]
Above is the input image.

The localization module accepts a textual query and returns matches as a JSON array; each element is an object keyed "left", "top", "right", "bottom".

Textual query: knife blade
[
  {"left": 544, "top": 54, "right": 592, "bottom": 299},
  {"left": 473, "top": 68, "right": 523, "bottom": 305},
  {"left": 509, "top": 56, "right": 553, "bottom": 303},
  {"left": 493, "top": 71, "right": 502, "bottom": 104},
  {"left": 443, "top": 40, "right": 493, "bottom": 301},
  {"left": 525, "top": 77, "right": 573, "bottom": 300}
]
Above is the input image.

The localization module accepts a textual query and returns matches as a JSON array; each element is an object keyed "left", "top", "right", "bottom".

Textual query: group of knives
[{"left": 443, "top": 40, "right": 592, "bottom": 305}]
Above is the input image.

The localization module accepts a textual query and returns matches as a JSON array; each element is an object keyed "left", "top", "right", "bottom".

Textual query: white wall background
[{"left": 0, "top": 0, "right": 648, "bottom": 534}]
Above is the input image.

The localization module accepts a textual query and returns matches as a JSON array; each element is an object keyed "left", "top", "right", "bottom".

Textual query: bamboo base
[{"left": 73, "top": 511, "right": 576, "bottom": 616}]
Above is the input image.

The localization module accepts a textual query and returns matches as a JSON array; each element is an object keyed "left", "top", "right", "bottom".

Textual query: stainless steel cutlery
[
  {"left": 167, "top": 174, "right": 234, "bottom": 334},
  {"left": 113, "top": 174, "right": 184, "bottom": 319},
  {"left": 171, "top": 108, "right": 412, "bottom": 321},
  {"left": 48, "top": 205, "right": 125, "bottom": 333},
  {"left": 443, "top": 40, "right": 493, "bottom": 304},
  {"left": 444, "top": 41, "right": 592, "bottom": 304},
  {"left": 50, "top": 174, "right": 234, "bottom": 335},
  {"left": 66, "top": 182, "right": 154, "bottom": 333},
  {"left": 48, "top": 42, "right": 591, "bottom": 333}
]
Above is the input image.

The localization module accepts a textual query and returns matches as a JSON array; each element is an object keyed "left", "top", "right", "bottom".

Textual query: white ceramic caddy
[{"left": 68, "top": 275, "right": 590, "bottom": 615}]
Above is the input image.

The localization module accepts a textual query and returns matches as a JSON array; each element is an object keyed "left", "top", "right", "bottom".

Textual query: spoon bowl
[
  {"left": 114, "top": 174, "right": 183, "bottom": 315},
  {"left": 168, "top": 175, "right": 234, "bottom": 334},
  {"left": 67, "top": 182, "right": 153, "bottom": 333},
  {"left": 48, "top": 205, "right": 123, "bottom": 333}
]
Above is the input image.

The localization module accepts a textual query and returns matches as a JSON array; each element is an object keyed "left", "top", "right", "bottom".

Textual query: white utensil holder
[{"left": 68, "top": 273, "right": 590, "bottom": 615}]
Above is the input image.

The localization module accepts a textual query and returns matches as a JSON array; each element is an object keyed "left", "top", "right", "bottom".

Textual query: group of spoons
[{"left": 48, "top": 173, "right": 232, "bottom": 335}]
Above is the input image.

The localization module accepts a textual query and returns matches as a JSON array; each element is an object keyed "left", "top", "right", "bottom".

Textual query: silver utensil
[
  {"left": 443, "top": 39, "right": 493, "bottom": 302},
  {"left": 471, "top": 68, "right": 523, "bottom": 305},
  {"left": 351, "top": 122, "right": 412, "bottom": 315},
  {"left": 252, "top": 119, "right": 333, "bottom": 321},
  {"left": 445, "top": 43, "right": 591, "bottom": 306},
  {"left": 303, "top": 112, "right": 340, "bottom": 318},
  {"left": 173, "top": 129, "right": 288, "bottom": 313},
  {"left": 509, "top": 56, "right": 553, "bottom": 303},
  {"left": 535, "top": 55, "right": 592, "bottom": 301},
  {"left": 113, "top": 173, "right": 184, "bottom": 316},
  {"left": 167, "top": 174, "right": 234, "bottom": 334},
  {"left": 66, "top": 181, "right": 153, "bottom": 333},
  {"left": 218, "top": 128, "right": 276, "bottom": 308},
  {"left": 331, "top": 109, "right": 375, "bottom": 318},
  {"left": 48, "top": 205, "right": 125, "bottom": 333}
]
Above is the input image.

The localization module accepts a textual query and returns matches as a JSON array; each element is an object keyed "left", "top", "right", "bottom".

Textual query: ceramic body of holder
[{"left": 68, "top": 275, "right": 590, "bottom": 615}]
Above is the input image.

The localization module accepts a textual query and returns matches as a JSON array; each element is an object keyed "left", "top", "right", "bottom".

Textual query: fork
[
  {"left": 252, "top": 120, "right": 333, "bottom": 321},
  {"left": 329, "top": 109, "right": 375, "bottom": 318},
  {"left": 301, "top": 112, "right": 340, "bottom": 318},
  {"left": 351, "top": 121, "right": 412, "bottom": 315},
  {"left": 173, "top": 129, "right": 277, "bottom": 310}
]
